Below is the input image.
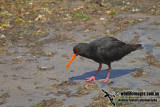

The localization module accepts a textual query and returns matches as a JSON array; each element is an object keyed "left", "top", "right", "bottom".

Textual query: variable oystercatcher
[{"left": 65, "top": 37, "right": 142, "bottom": 82}]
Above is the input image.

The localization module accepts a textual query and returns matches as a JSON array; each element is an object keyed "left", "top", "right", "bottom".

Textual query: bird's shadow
[{"left": 69, "top": 69, "right": 135, "bottom": 81}]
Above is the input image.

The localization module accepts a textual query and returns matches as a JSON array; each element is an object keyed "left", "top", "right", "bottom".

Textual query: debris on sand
[
  {"left": 140, "top": 54, "right": 160, "bottom": 68},
  {"left": 0, "top": 92, "right": 10, "bottom": 105},
  {"left": 112, "top": 87, "right": 131, "bottom": 92},
  {"left": 70, "top": 82, "right": 98, "bottom": 97},
  {"left": 52, "top": 82, "right": 98, "bottom": 97},
  {"left": 37, "top": 65, "right": 54, "bottom": 71},
  {"left": 52, "top": 81, "right": 80, "bottom": 89},
  {"left": 154, "top": 43, "right": 160, "bottom": 47},
  {"left": 32, "top": 98, "right": 64, "bottom": 107},
  {"left": 132, "top": 68, "right": 147, "bottom": 77},
  {"left": 12, "top": 56, "right": 22, "bottom": 64},
  {"left": 89, "top": 93, "right": 109, "bottom": 107},
  {"left": 0, "top": 92, "right": 10, "bottom": 100}
]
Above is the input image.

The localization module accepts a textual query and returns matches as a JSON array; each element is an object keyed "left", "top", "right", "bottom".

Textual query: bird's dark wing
[{"left": 88, "top": 37, "right": 127, "bottom": 63}]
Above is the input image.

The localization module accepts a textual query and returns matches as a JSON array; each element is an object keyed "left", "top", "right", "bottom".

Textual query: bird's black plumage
[
  {"left": 71, "top": 37, "right": 143, "bottom": 82},
  {"left": 73, "top": 37, "right": 142, "bottom": 65}
]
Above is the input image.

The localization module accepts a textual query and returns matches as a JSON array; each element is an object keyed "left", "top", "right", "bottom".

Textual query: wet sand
[{"left": 0, "top": 0, "right": 160, "bottom": 107}]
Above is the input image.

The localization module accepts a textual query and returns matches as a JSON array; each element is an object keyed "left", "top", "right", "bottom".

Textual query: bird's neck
[
  {"left": 80, "top": 47, "right": 91, "bottom": 59},
  {"left": 82, "top": 52, "right": 90, "bottom": 59}
]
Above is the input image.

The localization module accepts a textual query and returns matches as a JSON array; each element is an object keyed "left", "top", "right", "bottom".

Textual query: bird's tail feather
[
  {"left": 126, "top": 44, "right": 143, "bottom": 53},
  {"left": 135, "top": 44, "right": 143, "bottom": 50}
]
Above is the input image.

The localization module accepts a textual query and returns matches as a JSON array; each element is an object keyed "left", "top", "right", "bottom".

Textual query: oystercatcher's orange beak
[{"left": 65, "top": 54, "right": 76, "bottom": 70}]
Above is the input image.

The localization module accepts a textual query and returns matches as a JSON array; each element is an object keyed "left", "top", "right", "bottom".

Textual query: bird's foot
[
  {"left": 86, "top": 76, "right": 95, "bottom": 82},
  {"left": 99, "top": 78, "right": 109, "bottom": 82}
]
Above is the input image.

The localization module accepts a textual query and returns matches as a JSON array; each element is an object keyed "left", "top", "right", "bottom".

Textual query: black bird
[{"left": 65, "top": 37, "right": 143, "bottom": 82}]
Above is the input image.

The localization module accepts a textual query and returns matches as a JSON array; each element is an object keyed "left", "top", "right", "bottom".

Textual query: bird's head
[
  {"left": 73, "top": 43, "right": 88, "bottom": 56},
  {"left": 65, "top": 43, "right": 88, "bottom": 70}
]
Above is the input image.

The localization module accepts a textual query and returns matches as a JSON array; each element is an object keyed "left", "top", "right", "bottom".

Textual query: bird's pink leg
[
  {"left": 86, "top": 64, "right": 102, "bottom": 82},
  {"left": 99, "top": 67, "right": 111, "bottom": 82}
]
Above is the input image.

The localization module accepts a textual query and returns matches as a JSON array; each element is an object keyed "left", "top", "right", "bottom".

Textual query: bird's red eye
[{"left": 76, "top": 49, "right": 79, "bottom": 52}]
